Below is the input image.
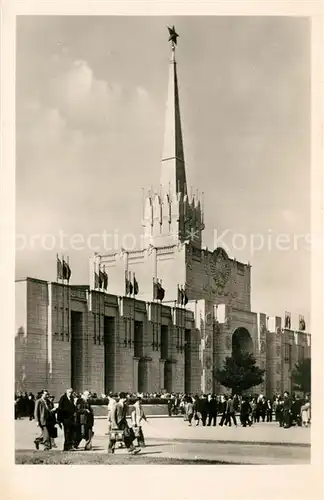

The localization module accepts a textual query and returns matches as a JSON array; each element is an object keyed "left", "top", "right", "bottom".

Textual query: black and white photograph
[{"left": 1, "top": 5, "right": 322, "bottom": 495}]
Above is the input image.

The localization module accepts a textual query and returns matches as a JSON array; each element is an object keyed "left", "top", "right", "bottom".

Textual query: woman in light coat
[
  {"left": 131, "top": 396, "right": 147, "bottom": 447},
  {"left": 300, "top": 396, "right": 311, "bottom": 427}
]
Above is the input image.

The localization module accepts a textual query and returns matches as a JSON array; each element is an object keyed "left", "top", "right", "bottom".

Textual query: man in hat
[
  {"left": 34, "top": 389, "right": 52, "bottom": 451},
  {"left": 282, "top": 391, "right": 292, "bottom": 428}
]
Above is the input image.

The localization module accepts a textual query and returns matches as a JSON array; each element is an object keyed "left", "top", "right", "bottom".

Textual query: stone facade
[{"left": 15, "top": 277, "right": 311, "bottom": 398}]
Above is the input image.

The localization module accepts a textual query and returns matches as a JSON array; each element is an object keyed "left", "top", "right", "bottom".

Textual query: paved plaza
[{"left": 15, "top": 417, "right": 311, "bottom": 465}]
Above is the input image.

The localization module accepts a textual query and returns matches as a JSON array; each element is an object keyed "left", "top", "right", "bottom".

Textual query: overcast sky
[{"left": 16, "top": 16, "right": 310, "bottom": 326}]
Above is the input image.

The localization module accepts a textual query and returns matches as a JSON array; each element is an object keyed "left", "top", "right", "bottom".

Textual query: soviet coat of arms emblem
[{"left": 210, "top": 247, "right": 231, "bottom": 289}]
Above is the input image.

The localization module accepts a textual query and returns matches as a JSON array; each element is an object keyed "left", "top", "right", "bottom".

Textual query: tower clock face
[{"left": 210, "top": 247, "right": 231, "bottom": 288}]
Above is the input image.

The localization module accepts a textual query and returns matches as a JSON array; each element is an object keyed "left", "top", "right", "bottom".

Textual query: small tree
[
  {"left": 291, "top": 357, "right": 311, "bottom": 394},
  {"left": 214, "top": 351, "right": 265, "bottom": 395}
]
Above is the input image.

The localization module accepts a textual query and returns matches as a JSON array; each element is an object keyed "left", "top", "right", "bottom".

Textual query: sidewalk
[
  {"left": 96, "top": 416, "right": 311, "bottom": 447},
  {"left": 15, "top": 417, "right": 311, "bottom": 464}
]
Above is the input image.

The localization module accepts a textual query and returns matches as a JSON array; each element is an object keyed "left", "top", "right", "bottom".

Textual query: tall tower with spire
[
  {"left": 161, "top": 26, "right": 187, "bottom": 199},
  {"left": 142, "top": 26, "right": 204, "bottom": 249}
]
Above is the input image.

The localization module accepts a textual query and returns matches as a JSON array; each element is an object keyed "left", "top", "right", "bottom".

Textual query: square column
[
  {"left": 133, "top": 357, "right": 140, "bottom": 393},
  {"left": 159, "top": 359, "right": 166, "bottom": 391}
]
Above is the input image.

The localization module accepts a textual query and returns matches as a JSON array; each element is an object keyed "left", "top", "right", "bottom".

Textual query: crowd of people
[
  {"left": 14, "top": 392, "right": 36, "bottom": 420},
  {"left": 174, "top": 392, "right": 311, "bottom": 429},
  {"left": 15, "top": 388, "right": 311, "bottom": 454},
  {"left": 19, "top": 388, "right": 147, "bottom": 454}
]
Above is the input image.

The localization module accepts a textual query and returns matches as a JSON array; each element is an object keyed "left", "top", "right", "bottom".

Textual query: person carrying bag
[
  {"left": 74, "top": 391, "right": 94, "bottom": 451},
  {"left": 131, "top": 396, "right": 148, "bottom": 447},
  {"left": 111, "top": 392, "right": 141, "bottom": 455}
]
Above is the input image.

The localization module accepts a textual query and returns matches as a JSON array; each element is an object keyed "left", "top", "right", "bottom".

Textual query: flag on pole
[
  {"left": 102, "top": 266, "right": 108, "bottom": 291},
  {"left": 284, "top": 311, "right": 291, "bottom": 329},
  {"left": 125, "top": 271, "right": 133, "bottom": 296},
  {"left": 153, "top": 278, "right": 158, "bottom": 300},
  {"left": 62, "top": 259, "right": 71, "bottom": 281},
  {"left": 177, "top": 285, "right": 182, "bottom": 305},
  {"left": 157, "top": 279, "right": 165, "bottom": 301},
  {"left": 99, "top": 266, "right": 105, "bottom": 289},
  {"left": 299, "top": 315, "right": 306, "bottom": 331},
  {"left": 94, "top": 271, "right": 100, "bottom": 289},
  {"left": 57, "top": 255, "right": 63, "bottom": 281},
  {"left": 133, "top": 273, "right": 139, "bottom": 296},
  {"left": 183, "top": 286, "right": 188, "bottom": 306},
  {"left": 128, "top": 271, "right": 133, "bottom": 296}
]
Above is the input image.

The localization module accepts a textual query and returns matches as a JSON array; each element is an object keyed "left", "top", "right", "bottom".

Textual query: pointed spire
[{"left": 160, "top": 26, "right": 187, "bottom": 199}]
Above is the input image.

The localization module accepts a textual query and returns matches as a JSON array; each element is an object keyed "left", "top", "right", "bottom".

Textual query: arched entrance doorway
[{"left": 232, "top": 327, "right": 253, "bottom": 356}]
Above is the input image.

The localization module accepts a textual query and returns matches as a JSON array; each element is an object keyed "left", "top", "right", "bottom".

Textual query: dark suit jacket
[
  {"left": 115, "top": 401, "right": 128, "bottom": 426},
  {"left": 240, "top": 401, "right": 251, "bottom": 416},
  {"left": 226, "top": 398, "right": 235, "bottom": 413},
  {"left": 34, "top": 398, "right": 50, "bottom": 427},
  {"left": 283, "top": 397, "right": 291, "bottom": 411},
  {"left": 75, "top": 398, "right": 94, "bottom": 428},
  {"left": 57, "top": 394, "right": 76, "bottom": 422},
  {"left": 208, "top": 399, "right": 218, "bottom": 413}
]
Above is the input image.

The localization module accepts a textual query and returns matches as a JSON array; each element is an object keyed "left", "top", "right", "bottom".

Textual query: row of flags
[
  {"left": 57, "top": 255, "right": 71, "bottom": 282},
  {"left": 56, "top": 255, "right": 71, "bottom": 339},
  {"left": 125, "top": 271, "right": 139, "bottom": 296},
  {"left": 177, "top": 285, "right": 188, "bottom": 306},
  {"left": 56, "top": 255, "right": 189, "bottom": 306},
  {"left": 94, "top": 266, "right": 109, "bottom": 291},
  {"left": 153, "top": 278, "right": 165, "bottom": 301},
  {"left": 285, "top": 311, "right": 306, "bottom": 331}
]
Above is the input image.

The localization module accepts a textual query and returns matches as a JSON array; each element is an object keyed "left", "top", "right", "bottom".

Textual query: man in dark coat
[
  {"left": 218, "top": 396, "right": 228, "bottom": 426},
  {"left": 291, "top": 395, "right": 302, "bottom": 426},
  {"left": 225, "top": 395, "right": 238, "bottom": 427},
  {"left": 282, "top": 391, "right": 292, "bottom": 428},
  {"left": 207, "top": 394, "right": 218, "bottom": 426},
  {"left": 240, "top": 397, "right": 252, "bottom": 427},
  {"left": 46, "top": 394, "right": 58, "bottom": 448},
  {"left": 27, "top": 393, "right": 35, "bottom": 421},
  {"left": 74, "top": 390, "right": 94, "bottom": 450},
  {"left": 57, "top": 388, "right": 76, "bottom": 451},
  {"left": 266, "top": 399, "right": 273, "bottom": 422},
  {"left": 259, "top": 397, "right": 267, "bottom": 422},
  {"left": 34, "top": 389, "right": 51, "bottom": 450},
  {"left": 200, "top": 395, "right": 209, "bottom": 426}
]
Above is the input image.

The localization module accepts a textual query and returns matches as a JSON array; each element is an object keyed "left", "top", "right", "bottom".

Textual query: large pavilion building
[{"left": 15, "top": 29, "right": 311, "bottom": 398}]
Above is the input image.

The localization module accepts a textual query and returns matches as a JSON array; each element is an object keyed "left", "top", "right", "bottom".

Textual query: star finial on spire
[{"left": 168, "top": 25, "right": 179, "bottom": 49}]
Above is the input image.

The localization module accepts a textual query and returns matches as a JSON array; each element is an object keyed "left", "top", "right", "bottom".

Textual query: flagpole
[
  {"left": 56, "top": 254, "right": 60, "bottom": 337},
  {"left": 62, "top": 254, "right": 65, "bottom": 339},
  {"left": 133, "top": 272, "right": 135, "bottom": 352},
  {"left": 56, "top": 253, "right": 59, "bottom": 283},
  {"left": 67, "top": 256, "right": 70, "bottom": 342},
  {"left": 182, "top": 285, "right": 184, "bottom": 353},
  {"left": 98, "top": 264, "right": 101, "bottom": 345},
  {"left": 152, "top": 277, "right": 155, "bottom": 349},
  {"left": 182, "top": 287, "right": 184, "bottom": 353},
  {"left": 159, "top": 279, "right": 162, "bottom": 354},
  {"left": 93, "top": 258, "right": 96, "bottom": 343}
]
